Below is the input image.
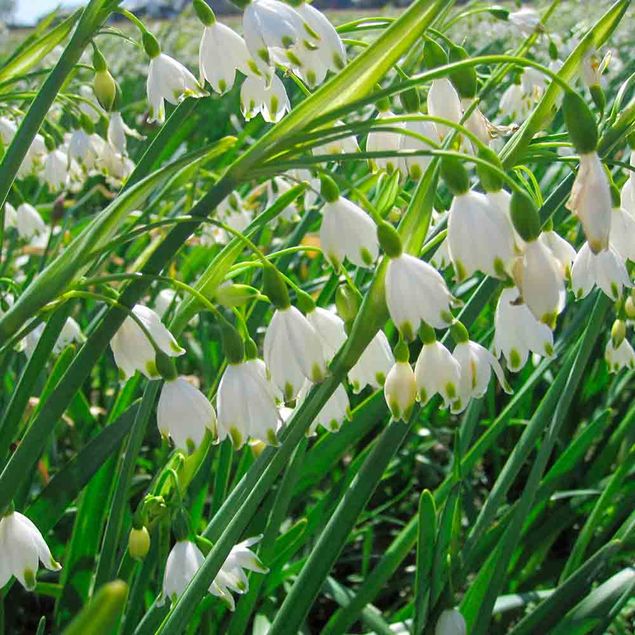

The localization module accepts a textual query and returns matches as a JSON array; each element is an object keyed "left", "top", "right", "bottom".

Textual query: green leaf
[{"left": 413, "top": 490, "right": 436, "bottom": 634}]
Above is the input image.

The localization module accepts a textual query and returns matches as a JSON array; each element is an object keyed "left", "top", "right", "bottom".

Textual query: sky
[{"left": 14, "top": 1, "right": 84, "bottom": 25}]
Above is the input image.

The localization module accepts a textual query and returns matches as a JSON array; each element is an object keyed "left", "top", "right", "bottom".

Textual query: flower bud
[
  {"left": 193, "top": 0, "right": 216, "bottom": 25},
  {"left": 562, "top": 91, "right": 598, "bottom": 154},
  {"left": 384, "top": 360, "right": 416, "bottom": 421},
  {"left": 142, "top": 31, "right": 161, "bottom": 59},
  {"left": 448, "top": 43, "right": 476, "bottom": 99},
  {"left": 263, "top": 266, "right": 290, "bottom": 309},
  {"left": 335, "top": 285, "right": 361, "bottom": 325},
  {"left": 220, "top": 320, "right": 245, "bottom": 364},
  {"left": 625, "top": 294, "right": 635, "bottom": 319},
  {"left": 590, "top": 85, "right": 606, "bottom": 116},
  {"left": 510, "top": 190, "right": 541, "bottom": 242},
  {"left": 548, "top": 39, "right": 559, "bottom": 60},
  {"left": 320, "top": 174, "right": 340, "bottom": 203},
  {"left": 93, "top": 69, "right": 117, "bottom": 112},
  {"left": 128, "top": 526, "right": 151, "bottom": 560},
  {"left": 476, "top": 147, "right": 504, "bottom": 193},
  {"left": 611, "top": 319, "right": 626, "bottom": 347},
  {"left": 216, "top": 283, "right": 259, "bottom": 308},
  {"left": 441, "top": 157, "right": 470, "bottom": 196},
  {"left": 377, "top": 222, "right": 403, "bottom": 258}
]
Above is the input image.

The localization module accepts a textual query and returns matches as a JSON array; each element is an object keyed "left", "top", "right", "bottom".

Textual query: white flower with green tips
[
  {"left": 414, "top": 339, "right": 462, "bottom": 408},
  {"left": 240, "top": 73, "right": 290, "bottom": 123},
  {"left": 570, "top": 242, "right": 632, "bottom": 301},
  {"left": 348, "top": 330, "right": 394, "bottom": 393},
  {"left": 605, "top": 337, "right": 635, "bottom": 373},
  {"left": 110, "top": 304, "right": 185, "bottom": 380},
  {"left": 161, "top": 540, "right": 204, "bottom": 605},
  {"left": 0, "top": 510, "right": 61, "bottom": 591},
  {"left": 384, "top": 360, "right": 417, "bottom": 421}
]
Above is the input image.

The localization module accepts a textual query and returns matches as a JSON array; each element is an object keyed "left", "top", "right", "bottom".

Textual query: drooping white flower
[
  {"left": 161, "top": 540, "right": 204, "bottom": 605},
  {"left": 15, "top": 203, "right": 47, "bottom": 241},
  {"left": 448, "top": 190, "right": 516, "bottom": 280},
  {"left": 264, "top": 306, "right": 326, "bottom": 400},
  {"left": 386, "top": 253, "right": 454, "bottom": 337},
  {"left": 401, "top": 119, "right": 438, "bottom": 179},
  {"left": 566, "top": 152, "right": 612, "bottom": 253},
  {"left": 110, "top": 304, "right": 185, "bottom": 380},
  {"left": 435, "top": 608, "right": 467, "bottom": 635},
  {"left": 240, "top": 73, "right": 290, "bottom": 123},
  {"left": 366, "top": 111, "right": 406, "bottom": 174},
  {"left": 68, "top": 128, "right": 97, "bottom": 168},
  {"left": 199, "top": 21, "right": 252, "bottom": 94},
  {"left": 3, "top": 202, "right": 17, "bottom": 230},
  {"left": 384, "top": 360, "right": 417, "bottom": 421},
  {"left": 107, "top": 112, "right": 141, "bottom": 156},
  {"left": 570, "top": 243, "right": 632, "bottom": 301},
  {"left": 303, "top": 382, "right": 351, "bottom": 435},
  {"left": 461, "top": 98, "right": 491, "bottom": 147},
  {"left": 499, "top": 81, "right": 529, "bottom": 120},
  {"left": 17, "top": 134, "right": 46, "bottom": 178},
  {"left": 605, "top": 338, "right": 635, "bottom": 373},
  {"left": 494, "top": 287, "right": 554, "bottom": 372},
  {"left": 453, "top": 339, "right": 510, "bottom": 413},
  {"left": 54, "top": 317, "right": 83, "bottom": 353},
  {"left": 414, "top": 340, "right": 461, "bottom": 407},
  {"left": 243, "top": 0, "right": 307, "bottom": 68},
  {"left": 320, "top": 196, "right": 378, "bottom": 268},
  {"left": 0, "top": 116, "right": 17, "bottom": 144},
  {"left": 306, "top": 307, "right": 346, "bottom": 362},
  {"left": 0, "top": 511, "right": 61, "bottom": 590},
  {"left": 621, "top": 166, "right": 635, "bottom": 215},
  {"left": 157, "top": 376, "right": 216, "bottom": 451},
  {"left": 43, "top": 149, "right": 69, "bottom": 191},
  {"left": 147, "top": 53, "right": 206, "bottom": 124},
  {"left": 210, "top": 536, "right": 268, "bottom": 610},
  {"left": 508, "top": 7, "right": 541, "bottom": 36},
  {"left": 348, "top": 330, "right": 395, "bottom": 393},
  {"left": 512, "top": 237, "right": 566, "bottom": 327},
  {"left": 431, "top": 237, "right": 451, "bottom": 270},
  {"left": 609, "top": 205, "right": 635, "bottom": 262},
  {"left": 427, "top": 78, "right": 462, "bottom": 140},
  {"left": 216, "top": 359, "right": 280, "bottom": 447},
  {"left": 541, "top": 230, "right": 576, "bottom": 275}
]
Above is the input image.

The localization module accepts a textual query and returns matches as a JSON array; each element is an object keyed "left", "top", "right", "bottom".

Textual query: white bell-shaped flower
[
  {"left": 161, "top": 540, "right": 204, "bottom": 605},
  {"left": 508, "top": 7, "right": 540, "bottom": 36},
  {"left": 54, "top": 317, "right": 83, "bottom": 353},
  {"left": 157, "top": 376, "right": 216, "bottom": 452},
  {"left": 621, "top": 168, "right": 635, "bottom": 215},
  {"left": 147, "top": 53, "right": 206, "bottom": 124},
  {"left": 386, "top": 253, "right": 454, "bottom": 337},
  {"left": 384, "top": 360, "right": 417, "bottom": 421},
  {"left": 264, "top": 306, "right": 326, "bottom": 400},
  {"left": 243, "top": 0, "right": 307, "bottom": 67},
  {"left": 306, "top": 307, "right": 346, "bottom": 362},
  {"left": 320, "top": 196, "right": 378, "bottom": 269},
  {"left": 240, "top": 73, "right": 290, "bottom": 123},
  {"left": 401, "top": 119, "right": 437, "bottom": 179},
  {"left": 68, "top": 128, "right": 97, "bottom": 168},
  {"left": 366, "top": 111, "right": 406, "bottom": 174},
  {"left": 18, "top": 134, "right": 46, "bottom": 178},
  {"left": 541, "top": 229, "right": 576, "bottom": 275},
  {"left": 570, "top": 243, "right": 632, "bottom": 301},
  {"left": 427, "top": 78, "right": 462, "bottom": 140},
  {"left": 199, "top": 21, "right": 252, "bottom": 94},
  {"left": 301, "top": 381, "right": 350, "bottom": 435},
  {"left": 16, "top": 203, "right": 46, "bottom": 241},
  {"left": 512, "top": 237, "right": 566, "bottom": 327},
  {"left": 499, "top": 82, "right": 530, "bottom": 120},
  {"left": 487, "top": 189, "right": 524, "bottom": 250},
  {"left": 448, "top": 190, "right": 516, "bottom": 280},
  {"left": 0, "top": 510, "right": 61, "bottom": 590},
  {"left": 43, "top": 149, "right": 69, "bottom": 191},
  {"left": 566, "top": 152, "right": 612, "bottom": 253},
  {"left": 435, "top": 608, "right": 467, "bottom": 635},
  {"left": 3, "top": 202, "right": 17, "bottom": 230},
  {"left": 0, "top": 116, "right": 17, "bottom": 144},
  {"left": 348, "top": 330, "right": 395, "bottom": 393},
  {"left": 110, "top": 304, "right": 185, "bottom": 380},
  {"left": 107, "top": 112, "right": 140, "bottom": 156},
  {"left": 414, "top": 339, "right": 461, "bottom": 408},
  {"left": 605, "top": 338, "right": 635, "bottom": 373},
  {"left": 453, "top": 339, "right": 510, "bottom": 413},
  {"left": 609, "top": 205, "right": 635, "bottom": 262},
  {"left": 216, "top": 359, "right": 280, "bottom": 447},
  {"left": 494, "top": 287, "right": 554, "bottom": 372},
  {"left": 210, "top": 536, "right": 268, "bottom": 610}
]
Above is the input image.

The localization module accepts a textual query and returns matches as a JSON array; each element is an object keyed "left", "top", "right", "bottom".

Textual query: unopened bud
[
  {"left": 562, "top": 91, "right": 598, "bottom": 154},
  {"left": 440, "top": 157, "right": 470, "bottom": 196},
  {"left": 128, "top": 526, "right": 151, "bottom": 560},
  {"left": 611, "top": 320, "right": 626, "bottom": 347},
  {"left": 155, "top": 351, "right": 178, "bottom": 381},
  {"left": 476, "top": 147, "right": 504, "bottom": 193},
  {"left": 319, "top": 174, "right": 340, "bottom": 203},
  {"left": 262, "top": 267, "right": 290, "bottom": 309},
  {"left": 216, "top": 283, "right": 259, "bottom": 308},
  {"left": 220, "top": 320, "right": 245, "bottom": 364},
  {"left": 93, "top": 69, "right": 117, "bottom": 112},
  {"left": 448, "top": 43, "right": 476, "bottom": 99},
  {"left": 377, "top": 222, "right": 403, "bottom": 258},
  {"left": 510, "top": 190, "right": 541, "bottom": 242},
  {"left": 142, "top": 31, "right": 161, "bottom": 59},
  {"left": 335, "top": 285, "right": 362, "bottom": 324}
]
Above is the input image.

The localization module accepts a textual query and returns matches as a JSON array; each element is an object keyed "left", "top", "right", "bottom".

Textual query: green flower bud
[
  {"left": 448, "top": 43, "right": 477, "bottom": 99},
  {"left": 562, "top": 91, "right": 598, "bottom": 154},
  {"left": 92, "top": 47, "right": 107, "bottom": 72},
  {"left": 400, "top": 87, "right": 420, "bottom": 114},
  {"left": 548, "top": 39, "right": 559, "bottom": 60},
  {"left": 128, "top": 526, "right": 151, "bottom": 560},
  {"left": 377, "top": 222, "right": 403, "bottom": 258},
  {"left": 262, "top": 267, "right": 290, "bottom": 309},
  {"left": 625, "top": 294, "right": 635, "bottom": 319},
  {"left": 489, "top": 7, "right": 510, "bottom": 20},
  {"left": 220, "top": 320, "right": 245, "bottom": 364},
  {"left": 155, "top": 351, "right": 178, "bottom": 381},
  {"left": 142, "top": 31, "right": 161, "bottom": 59},
  {"left": 335, "top": 285, "right": 361, "bottom": 324},
  {"left": 93, "top": 69, "right": 117, "bottom": 112},
  {"left": 440, "top": 157, "right": 470, "bottom": 195},
  {"left": 193, "top": 0, "right": 216, "bottom": 25},
  {"left": 611, "top": 319, "right": 626, "bottom": 347},
  {"left": 590, "top": 84, "right": 606, "bottom": 116},
  {"left": 476, "top": 146, "right": 504, "bottom": 193},
  {"left": 510, "top": 190, "right": 541, "bottom": 242},
  {"left": 216, "top": 283, "right": 259, "bottom": 308},
  {"left": 423, "top": 38, "right": 448, "bottom": 69},
  {"left": 319, "top": 174, "right": 340, "bottom": 203}
]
